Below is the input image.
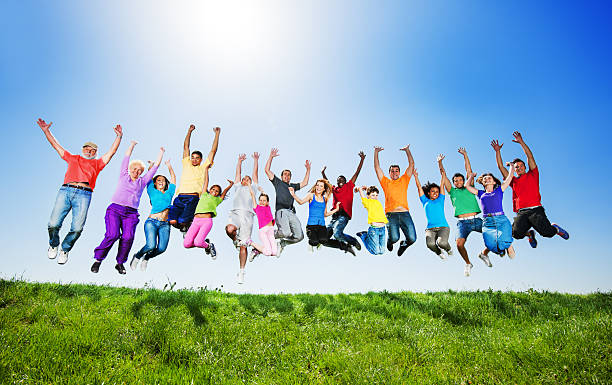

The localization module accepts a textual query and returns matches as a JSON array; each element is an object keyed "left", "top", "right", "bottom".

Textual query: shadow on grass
[
  {"left": 238, "top": 294, "right": 294, "bottom": 316},
  {"left": 131, "top": 290, "right": 219, "bottom": 326}
]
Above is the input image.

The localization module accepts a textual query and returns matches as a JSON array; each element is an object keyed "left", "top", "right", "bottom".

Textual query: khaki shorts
[{"left": 228, "top": 209, "right": 254, "bottom": 243}]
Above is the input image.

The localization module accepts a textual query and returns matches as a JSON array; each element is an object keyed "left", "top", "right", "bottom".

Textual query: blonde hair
[
  {"left": 309, "top": 179, "right": 333, "bottom": 199},
  {"left": 129, "top": 159, "right": 146, "bottom": 171}
]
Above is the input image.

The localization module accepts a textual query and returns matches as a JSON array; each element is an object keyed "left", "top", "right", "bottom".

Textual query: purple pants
[{"left": 94, "top": 203, "right": 140, "bottom": 264}]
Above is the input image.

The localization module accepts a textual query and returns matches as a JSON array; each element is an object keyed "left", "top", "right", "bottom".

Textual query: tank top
[{"left": 307, "top": 195, "right": 326, "bottom": 226}]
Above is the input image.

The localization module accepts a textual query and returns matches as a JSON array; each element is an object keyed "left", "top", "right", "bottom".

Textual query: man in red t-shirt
[
  {"left": 39, "top": 118, "right": 123, "bottom": 264},
  {"left": 492, "top": 131, "right": 569, "bottom": 248},
  {"left": 321, "top": 151, "right": 366, "bottom": 253}
]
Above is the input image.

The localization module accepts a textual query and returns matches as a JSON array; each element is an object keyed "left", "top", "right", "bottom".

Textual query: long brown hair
[{"left": 308, "top": 179, "right": 334, "bottom": 199}]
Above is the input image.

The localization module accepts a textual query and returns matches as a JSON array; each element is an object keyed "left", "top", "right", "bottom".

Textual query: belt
[
  {"left": 457, "top": 215, "right": 479, "bottom": 220},
  {"left": 484, "top": 212, "right": 504, "bottom": 217},
  {"left": 63, "top": 184, "right": 92, "bottom": 192}
]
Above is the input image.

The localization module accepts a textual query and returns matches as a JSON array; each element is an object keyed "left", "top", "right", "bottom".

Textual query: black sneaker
[
  {"left": 208, "top": 241, "right": 217, "bottom": 260},
  {"left": 115, "top": 263, "right": 126, "bottom": 275},
  {"left": 387, "top": 241, "right": 394, "bottom": 252},
  {"left": 397, "top": 241, "right": 409, "bottom": 256},
  {"left": 90, "top": 261, "right": 101, "bottom": 273},
  {"left": 351, "top": 238, "right": 362, "bottom": 251},
  {"left": 527, "top": 229, "right": 538, "bottom": 248},
  {"left": 345, "top": 244, "right": 356, "bottom": 257}
]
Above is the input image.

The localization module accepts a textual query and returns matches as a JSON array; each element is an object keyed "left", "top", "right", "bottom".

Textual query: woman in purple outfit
[{"left": 91, "top": 141, "right": 164, "bottom": 274}]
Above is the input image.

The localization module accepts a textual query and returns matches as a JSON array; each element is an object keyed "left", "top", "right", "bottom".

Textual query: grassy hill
[{"left": 0, "top": 280, "right": 610, "bottom": 384}]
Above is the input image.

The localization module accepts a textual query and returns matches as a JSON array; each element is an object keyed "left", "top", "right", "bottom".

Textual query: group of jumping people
[{"left": 40, "top": 118, "right": 569, "bottom": 283}]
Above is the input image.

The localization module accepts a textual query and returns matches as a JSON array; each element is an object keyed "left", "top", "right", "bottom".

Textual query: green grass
[{"left": 0, "top": 280, "right": 610, "bottom": 384}]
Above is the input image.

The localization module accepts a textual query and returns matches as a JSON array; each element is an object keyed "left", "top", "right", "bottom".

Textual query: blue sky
[{"left": 1, "top": 1, "right": 610, "bottom": 293}]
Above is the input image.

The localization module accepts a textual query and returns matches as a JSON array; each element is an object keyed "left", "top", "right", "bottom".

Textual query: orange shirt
[
  {"left": 380, "top": 173, "right": 411, "bottom": 213},
  {"left": 62, "top": 151, "right": 106, "bottom": 190}
]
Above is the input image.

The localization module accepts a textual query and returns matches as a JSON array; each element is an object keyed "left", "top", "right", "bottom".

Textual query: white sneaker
[
  {"left": 275, "top": 240, "right": 283, "bottom": 257},
  {"left": 507, "top": 246, "right": 516, "bottom": 259},
  {"left": 248, "top": 248, "right": 260, "bottom": 262},
  {"left": 446, "top": 248, "right": 453, "bottom": 256},
  {"left": 130, "top": 257, "right": 139, "bottom": 271},
  {"left": 478, "top": 252, "right": 493, "bottom": 268},
  {"left": 237, "top": 269, "right": 245, "bottom": 284},
  {"left": 308, "top": 244, "right": 314, "bottom": 252},
  {"left": 464, "top": 263, "right": 473, "bottom": 277},
  {"left": 57, "top": 249, "right": 68, "bottom": 264},
  {"left": 140, "top": 258, "right": 148, "bottom": 271},
  {"left": 437, "top": 251, "right": 447, "bottom": 260},
  {"left": 48, "top": 246, "right": 58, "bottom": 259}
]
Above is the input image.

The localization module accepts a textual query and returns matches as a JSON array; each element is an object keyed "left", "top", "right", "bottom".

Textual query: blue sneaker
[
  {"left": 527, "top": 229, "right": 538, "bottom": 248},
  {"left": 552, "top": 224, "right": 569, "bottom": 240}
]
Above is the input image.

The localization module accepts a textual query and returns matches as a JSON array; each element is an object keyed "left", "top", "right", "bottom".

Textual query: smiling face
[
  {"left": 367, "top": 191, "right": 379, "bottom": 200},
  {"left": 191, "top": 152, "right": 202, "bottom": 166},
  {"left": 258, "top": 194, "right": 269, "bottom": 206},
  {"left": 482, "top": 175, "right": 495, "bottom": 187},
  {"left": 389, "top": 166, "right": 401, "bottom": 180},
  {"left": 314, "top": 181, "right": 325, "bottom": 195},
  {"left": 513, "top": 160, "right": 526, "bottom": 176},
  {"left": 281, "top": 170, "right": 292, "bottom": 183},
  {"left": 337, "top": 175, "right": 347, "bottom": 188},
  {"left": 154, "top": 176, "right": 167, "bottom": 191},
  {"left": 241, "top": 176, "right": 252, "bottom": 186},
  {"left": 428, "top": 186, "right": 440, "bottom": 200},
  {"left": 129, "top": 163, "right": 145, "bottom": 180},
  {"left": 453, "top": 175, "right": 465, "bottom": 189},
  {"left": 81, "top": 146, "right": 97, "bottom": 159},
  {"left": 209, "top": 185, "right": 221, "bottom": 197}
]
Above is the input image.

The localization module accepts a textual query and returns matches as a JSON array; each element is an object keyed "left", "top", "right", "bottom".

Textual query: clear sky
[{"left": 1, "top": 1, "right": 611, "bottom": 293}]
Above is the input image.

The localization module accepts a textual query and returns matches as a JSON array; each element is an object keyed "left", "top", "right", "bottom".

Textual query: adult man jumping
[
  {"left": 39, "top": 118, "right": 123, "bottom": 264},
  {"left": 321, "top": 151, "right": 366, "bottom": 251},
  {"left": 264, "top": 148, "right": 311, "bottom": 256},
  {"left": 374, "top": 145, "right": 417, "bottom": 256},
  {"left": 491, "top": 131, "right": 569, "bottom": 248},
  {"left": 168, "top": 125, "right": 220, "bottom": 233}
]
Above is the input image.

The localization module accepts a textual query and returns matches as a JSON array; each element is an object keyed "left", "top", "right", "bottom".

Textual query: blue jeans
[
  {"left": 483, "top": 215, "right": 513, "bottom": 254},
  {"left": 133, "top": 218, "right": 171, "bottom": 260},
  {"left": 386, "top": 211, "right": 417, "bottom": 247},
  {"left": 456, "top": 217, "right": 483, "bottom": 240},
  {"left": 327, "top": 212, "right": 358, "bottom": 247},
  {"left": 48, "top": 186, "right": 92, "bottom": 252},
  {"left": 359, "top": 226, "right": 386, "bottom": 255}
]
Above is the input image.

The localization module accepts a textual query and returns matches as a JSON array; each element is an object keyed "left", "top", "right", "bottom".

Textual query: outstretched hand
[
  {"left": 458, "top": 147, "right": 467, "bottom": 156},
  {"left": 512, "top": 131, "right": 524, "bottom": 144},
  {"left": 305, "top": 160, "right": 311, "bottom": 170},
  {"left": 188, "top": 124, "right": 196, "bottom": 132},
  {"left": 358, "top": 151, "right": 366, "bottom": 160},
  {"left": 399, "top": 145, "right": 411, "bottom": 152},
  {"left": 288, "top": 186, "right": 295, "bottom": 194},
  {"left": 321, "top": 166, "right": 327, "bottom": 173},
  {"left": 164, "top": 159, "right": 171, "bottom": 167},
  {"left": 412, "top": 168, "right": 419, "bottom": 177},
  {"left": 238, "top": 153, "right": 247, "bottom": 162},
  {"left": 270, "top": 148, "right": 280, "bottom": 158},
  {"left": 114, "top": 124, "right": 122, "bottom": 136},
  {"left": 37, "top": 118, "right": 52, "bottom": 131},
  {"left": 213, "top": 126, "right": 221, "bottom": 134},
  {"left": 491, "top": 140, "right": 503, "bottom": 151},
  {"left": 374, "top": 146, "right": 384, "bottom": 153},
  {"left": 436, "top": 154, "right": 445, "bottom": 162},
  {"left": 252, "top": 152, "right": 260, "bottom": 160},
  {"left": 130, "top": 140, "right": 138, "bottom": 146},
  {"left": 227, "top": 179, "right": 235, "bottom": 185},
  {"left": 335, "top": 202, "right": 341, "bottom": 209}
]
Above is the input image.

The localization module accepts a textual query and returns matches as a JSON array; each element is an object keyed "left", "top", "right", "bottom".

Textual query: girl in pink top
[{"left": 246, "top": 185, "right": 277, "bottom": 260}]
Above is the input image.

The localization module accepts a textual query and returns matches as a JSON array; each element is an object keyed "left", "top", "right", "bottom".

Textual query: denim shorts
[{"left": 456, "top": 217, "right": 483, "bottom": 239}]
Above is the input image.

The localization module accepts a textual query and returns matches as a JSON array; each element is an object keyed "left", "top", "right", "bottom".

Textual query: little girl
[
  {"left": 183, "top": 164, "right": 233, "bottom": 259},
  {"left": 465, "top": 163, "right": 516, "bottom": 258},
  {"left": 246, "top": 185, "right": 277, "bottom": 260}
]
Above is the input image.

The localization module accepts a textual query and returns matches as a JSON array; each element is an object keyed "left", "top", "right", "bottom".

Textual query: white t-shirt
[{"left": 231, "top": 183, "right": 258, "bottom": 213}]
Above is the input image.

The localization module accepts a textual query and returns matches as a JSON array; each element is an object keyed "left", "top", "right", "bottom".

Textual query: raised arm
[
  {"left": 373, "top": 146, "right": 384, "bottom": 181},
  {"left": 321, "top": 166, "right": 328, "bottom": 181},
  {"left": 142, "top": 147, "right": 165, "bottom": 183},
  {"left": 413, "top": 169, "right": 424, "bottom": 197},
  {"left": 183, "top": 125, "right": 196, "bottom": 159},
  {"left": 220, "top": 179, "right": 234, "bottom": 200},
  {"left": 437, "top": 154, "right": 452, "bottom": 193},
  {"left": 100, "top": 125, "right": 123, "bottom": 164},
  {"left": 37, "top": 119, "right": 65, "bottom": 158},
  {"left": 512, "top": 131, "right": 536, "bottom": 170},
  {"left": 252, "top": 152, "right": 259, "bottom": 185},
  {"left": 458, "top": 147, "right": 473, "bottom": 177},
  {"left": 248, "top": 184, "right": 258, "bottom": 209},
  {"left": 357, "top": 185, "right": 367, "bottom": 199},
  {"left": 465, "top": 173, "right": 479, "bottom": 195},
  {"left": 288, "top": 187, "right": 312, "bottom": 205},
  {"left": 165, "top": 159, "right": 176, "bottom": 184},
  {"left": 400, "top": 145, "right": 414, "bottom": 176},
  {"left": 234, "top": 153, "right": 246, "bottom": 184},
  {"left": 501, "top": 162, "right": 515, "bottom": 192},
  {"left": 350, "top": 151, "right": 366, "bottom": 184},
  {"left": 491, "top": 139, "right": 509, "bottom": 178},
  {"left": 299, "top": 160, "right": 311, "bottom": 189},
  {"left": 125, "top": 140, "right": 137, "bottom": 157},
  {"left": 202, "top": 164, "right": 211, "bottom": 194},
  {"left": 264, "top": 148, "right": 279, "bottom": 180},
  {"left": 207, "top": 127, "right": 221, "bottom": 163}
]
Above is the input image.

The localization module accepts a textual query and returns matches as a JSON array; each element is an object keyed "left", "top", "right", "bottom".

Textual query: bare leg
[
  {"left": 239, "top": 246, "right": 247, "bottom": 268},
  {"left": 225, "top": 224, "right": 237, "bottom": 240},
  {"left": 456, "top": 238, "right": 471, "bottom": 265}
]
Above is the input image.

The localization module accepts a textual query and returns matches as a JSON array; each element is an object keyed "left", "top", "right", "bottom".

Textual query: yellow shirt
[
  {"left": 361, "top": 197, "right": 388, "bottom": 224},
  {"left": 380, "top": 173, "right": 411, "bottom": 212},
  {"left": 177, "top": 156, "right": 213, "bottom": 195}
]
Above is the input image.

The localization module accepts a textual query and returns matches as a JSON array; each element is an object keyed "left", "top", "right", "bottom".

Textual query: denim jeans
[
  {"left": 133, "top": 218, "right": 171, "bottom": 260},
  {"left": 327, "top": 212, "right": 358, "bottom": 247},
  {"left": 483, "top": 215, "right": 513, "bottom": 254},
  {"left": 359, "top": 226, "right": 386, "bottom": 255},
  {"left": 386, "top": 211, "right": 417, "bottom": 247},
  {"left": 456, "top": 217, "right": 483, "bottom": 240},
  {"left": 48, "top": 186, "right": 92, "bottom": 252}
]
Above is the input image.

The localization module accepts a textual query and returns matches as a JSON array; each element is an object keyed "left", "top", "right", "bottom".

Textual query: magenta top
[
  {"left": 254, "top": 204, "right": 274, "bottom": 229},
  {"left": 110, "top": 156, "right": 158, "bottom": 209}
]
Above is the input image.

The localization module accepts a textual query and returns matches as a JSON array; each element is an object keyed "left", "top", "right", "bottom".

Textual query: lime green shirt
[
  {"left": 449, "top": 187, "right": 481, "bottom": 216},
  {"left": 195, "top": 192, "right": 223, "bottom": 217}
]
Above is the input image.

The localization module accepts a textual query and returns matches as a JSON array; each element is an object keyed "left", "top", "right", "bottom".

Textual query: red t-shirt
[
  {"left": 62, "top": 151, "right": 107, "bottom": 190},
  {"left": 331, "top": 180, "right": 355, "bottom": 218},
  {"left": 509, "top": 167, "right": 542, "bottom": 212}
]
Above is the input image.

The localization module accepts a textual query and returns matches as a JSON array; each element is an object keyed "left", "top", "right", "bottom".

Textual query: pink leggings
[
  {"left": 259, "top": 225, "right": 277, "bottom": 256},
  {"left": 183, "top": 217, "right": 213, "bottom": 248}
]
